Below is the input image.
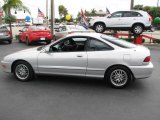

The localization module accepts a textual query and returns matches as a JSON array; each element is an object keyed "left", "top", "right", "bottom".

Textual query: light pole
[
  {"left": 157, "top": 0, "right": 159, "bottom": 7},
  {"left": 0, "top": 2, "right": 2, "bottom": 24},
  {"left": 50, "top": 0, "right": 55, "bottom": 40},
  {"left": 46, "top": 0, "right": 48, "bottom": 26},
  {"left": 130, "top": 0, "right": 134, "bottom": 10}
]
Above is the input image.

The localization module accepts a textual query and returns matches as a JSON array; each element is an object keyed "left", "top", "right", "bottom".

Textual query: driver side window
[
  {"left": 50, "top": 37, "right": 87, "bottom": 52},
  {"left": 111, "top": 12, "right": 123, "bottom": 18}
]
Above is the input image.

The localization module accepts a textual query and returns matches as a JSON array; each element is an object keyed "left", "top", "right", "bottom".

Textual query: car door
[
  {"left": 119, "top": 11, "right": 134, "bottom": 27},
  {"left": 106, "top": 11, "right": 123, "bottom": 28},
  {"left": 86, "top": 37, "right": 114, "bottom": 78},
  {"left": 38, "top": 36, "right": 88, "bottom": 76}
]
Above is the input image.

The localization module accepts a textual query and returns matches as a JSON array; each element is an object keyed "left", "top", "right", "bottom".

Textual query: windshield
[{"left": 101, "top": 35, "right": 136, "bottom": 48}]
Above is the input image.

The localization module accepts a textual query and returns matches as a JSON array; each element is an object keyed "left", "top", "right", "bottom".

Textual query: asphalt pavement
[{"left": 0, "top": 41, "right": 160, "bottom": 120}]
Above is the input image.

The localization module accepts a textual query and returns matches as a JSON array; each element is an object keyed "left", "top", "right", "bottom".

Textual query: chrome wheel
[
  {"left": 110, "top": 69, "right": 128, "bottom": 87},
  {"left": 133, "top": 24, "right": 143, "bottom": 35},
  {"left": 95, "top": 24, "right": 105, "bottom": 33},
  {"left": 15, "top": 64, "right": 29, "bottom": 80}
]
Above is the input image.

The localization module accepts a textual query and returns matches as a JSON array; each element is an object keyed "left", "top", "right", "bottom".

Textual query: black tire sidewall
[
  {"left": 13, "top": 61, "right": 34, "bottom": 82},
  {"left": 105, "top": 66, "right": 131, "bottom": 88},
  {"left": 95, "top": 23, "right": 105, "bottom": 33},
  {"left": 132, "top": 24, "right": 143, "bottom": 35}
]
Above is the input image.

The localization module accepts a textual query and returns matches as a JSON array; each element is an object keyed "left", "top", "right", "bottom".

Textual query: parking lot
[{"left": 0, "top": 41, "right": 160, "bottom": 120}]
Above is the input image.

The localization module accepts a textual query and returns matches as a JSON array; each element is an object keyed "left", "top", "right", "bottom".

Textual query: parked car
[
  {"left": 89, "top": 10, "right": 152, "bottom": 35},
  {"left": 54, "top": 25, "right": 88, "bottom": 40},
  {"left": 1, "top": 33, "right": 153, "bottom": 88},
  {"left": 19, "top": 26, "right": 52, "bottom": 45},
  {"left": 49, "top": 23, "right": 60, "bottom": 32},
  {"left": 0, "top": 26, "right": 12, "bottom": 44}
]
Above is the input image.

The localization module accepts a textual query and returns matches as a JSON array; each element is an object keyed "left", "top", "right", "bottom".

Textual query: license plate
[
  {"left": 0, "top": 33, "right": 4, "bottom": 35},
  {"left": 40, "top": 38, "right": 45, "bottom": 40}
]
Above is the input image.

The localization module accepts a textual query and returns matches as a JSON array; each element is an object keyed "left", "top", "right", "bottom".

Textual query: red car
[{"left": 19, "top": 26, "right": 52, "bottom": 45}]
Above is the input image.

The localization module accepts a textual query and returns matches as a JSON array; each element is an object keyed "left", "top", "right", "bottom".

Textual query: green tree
[
  {"left": 2, "top": 0, "right": 30, "bottom": 38},
  {"left": 84, "top": 10, "right": 90, "bottom": 16},
  {"left": 58, "top": 5, "right": 68, "bottom": 22},
  {"left": 90, "top": 9, "right": 96, "bottom": 16},
  {"left": 133, "top": 5, "right": 143, "bottom": 10}
]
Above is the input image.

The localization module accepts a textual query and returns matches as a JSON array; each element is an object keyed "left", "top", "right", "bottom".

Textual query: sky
[{"left": 1, "top": 0, "right": 159, "bottom": 19}]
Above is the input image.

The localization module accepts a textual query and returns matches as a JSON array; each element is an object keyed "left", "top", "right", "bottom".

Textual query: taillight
[
  {"left": 5, "top": 31, "right": 11, "bottom": 36},
  {"left": 144, "top": 56, "right": 151, "bottom": 62}
]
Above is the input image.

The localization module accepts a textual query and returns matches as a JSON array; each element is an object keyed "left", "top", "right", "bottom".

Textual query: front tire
[
  {"left": 94, "top": 23, "right": 105, "bottom": 33},
  {"left": 8, "top": 39, "right": 12, "bottom": 44},
  {"left": 105, "top": 66, "right": 132, "bottom": 89},
  {"left": 13, "top": 61, "right": 34, "bottom": 82}
]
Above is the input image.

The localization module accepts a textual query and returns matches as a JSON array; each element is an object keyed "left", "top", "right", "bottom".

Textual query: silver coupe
[{"left": 1, "top": 33, "right": 153, "bottom": 88}]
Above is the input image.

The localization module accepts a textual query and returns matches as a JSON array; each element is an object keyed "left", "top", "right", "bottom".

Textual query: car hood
[{"left": 2, "top": 47, "right": 41, "bottom": 63}]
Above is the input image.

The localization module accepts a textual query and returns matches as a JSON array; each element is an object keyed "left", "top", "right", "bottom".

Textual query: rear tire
[
  {"left": 8, "top": 40, "right": 12, "bottom": 44},
  {"left": 105, "top": 66, "right": 132, "bottom": 89},
  {"left": 13, "top": 61, "right": 34, "bottom": 82},
  {"left": 46, "top": 40, "right": 51, "bottom": 44},
  {"left": 132, "top": 24, "right": 144, "bottom": 35},
  {"left": 94, "top": 23, "right": 105, "bottom": 33},
  {"left": 26, "top": 38, "right": 30, "bottom": 46}
]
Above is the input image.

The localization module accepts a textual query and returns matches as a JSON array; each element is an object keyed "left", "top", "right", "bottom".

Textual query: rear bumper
[
  {"left": 145, "top": 26, "right": 152, "bottom": 30},
  {"left": 129, "top": 62, "right": 154, "bottom": 79},
  {"left": 0, "top": 36, "right": 12, "bottom": 41},
  {"left": 30, "top": 37, "right": 52, "bottom": 42}
]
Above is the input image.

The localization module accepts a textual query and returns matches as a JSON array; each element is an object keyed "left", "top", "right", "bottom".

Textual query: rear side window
[
  {"left": 123, "top": 12, "right": 142, "bottom": 17},
  {"left": 87, "top": 38, "right": 113, "bottom": 51},
  {"left": 131, "top": 12, "right": 142, "bottom": 17},
  {"left": 101, "top": 35, "right": 136, "bottom": 48}
]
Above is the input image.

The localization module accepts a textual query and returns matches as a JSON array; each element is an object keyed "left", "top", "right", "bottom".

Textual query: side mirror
[
  {"left": 42, "top": 46, "right": 50, "bottom": 53},
  {"left": 19, "top": 30, "right": 23, "bottom": 32}
]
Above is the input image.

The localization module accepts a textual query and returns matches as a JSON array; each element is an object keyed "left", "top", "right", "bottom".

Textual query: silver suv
[{"left": 89, "top": 10, "right": 152, "bottom": 35}]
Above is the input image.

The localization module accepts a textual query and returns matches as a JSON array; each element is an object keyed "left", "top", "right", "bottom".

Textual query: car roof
[
  {"left": 66, "top": 32, "right": 116, "bottom": 40},
  {"left": 115, "top": 10, "right": 146, "bottom": 13}
]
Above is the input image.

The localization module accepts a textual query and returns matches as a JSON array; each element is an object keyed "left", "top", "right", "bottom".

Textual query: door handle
[{"left": 77, "top": 54, "right": 83, "bottom": 57}]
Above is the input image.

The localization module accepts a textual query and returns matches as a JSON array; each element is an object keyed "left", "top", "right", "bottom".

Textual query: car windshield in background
[
  {"left": 101, "top": 35, "right": 136, "bottom": 48},
  {"left": 0, "top": 27, "right": 8, "bottom": 32},
  {"left": 68, "top": 25, "right": 86, "bottom": 31},
  {"left": 31, "top": 26, "right": 48, "bottom": 30}
]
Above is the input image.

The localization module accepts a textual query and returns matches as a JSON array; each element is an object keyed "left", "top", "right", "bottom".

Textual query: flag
[
  {"left": 80, "top": 9, "right": 89, "bottom": 29},
  {"left": 0, "top": 9, "right": 3, "bottom": 16},
  {"left": 37, "top": 8, "right": 45, "bottom": 18},
  {"left": 106, "top": 7, "right": 110, "bottom": 15}
]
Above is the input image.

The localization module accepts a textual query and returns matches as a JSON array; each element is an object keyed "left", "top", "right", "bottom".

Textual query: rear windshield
[
  {"left": 68, "top": 25, "right": 86, "bottom": 31},
  {"left": 101, "top": 35, "right": 136, "bottom": 48},
  {"left": 0, "top": 27, "right": 8, "bottom": 32},
  {"left": 31, "top": 26, "right": 49, "bottom": 30}
]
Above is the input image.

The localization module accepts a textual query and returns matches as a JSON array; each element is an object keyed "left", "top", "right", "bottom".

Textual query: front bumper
[
  {"left": 1, "top": 60, "right": 12, "bottom": 73},
  {"left": 129, "top": 62, "right": 154, "bottom": 79}
]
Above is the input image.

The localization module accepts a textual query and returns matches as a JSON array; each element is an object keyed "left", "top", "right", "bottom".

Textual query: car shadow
[{"left": 0, "top": 41, "right": 10, "bottom": 45}]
